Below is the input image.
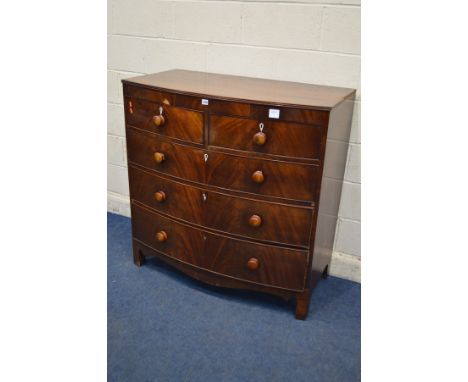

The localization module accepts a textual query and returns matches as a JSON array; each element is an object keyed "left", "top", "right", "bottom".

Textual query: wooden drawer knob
[
  {"left": 247, "top": 257, "right": 259, "bottom": 270},
  {"left": 152, "top": 114, "right": 165, "bottom": 127},
  {"left": 154, "top": 152, "right": 165, "bottom": 163},
  {"left": 154, "top": 191, "right": 166, "bottom": 203},
  {"left": 253, "top": 132, "right": 267, "bottom": 146},
  {"left": 248, "top": 214, "right": 262, "bottom": 227},
  {"left": 156, "top": 230, "right": 168, "bottom": 242},
  {"left": 251, "top": 170, "right": 264, "bottom": 184}
]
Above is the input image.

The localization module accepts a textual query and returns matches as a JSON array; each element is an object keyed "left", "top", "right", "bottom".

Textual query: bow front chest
[{"left": 122, "top": 70, "right": 355, "bottom": 319}]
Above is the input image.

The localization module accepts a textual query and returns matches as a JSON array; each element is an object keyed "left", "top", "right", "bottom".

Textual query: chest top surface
[{"left": 122, "top": 69, "right": 355, "bottom": 110}]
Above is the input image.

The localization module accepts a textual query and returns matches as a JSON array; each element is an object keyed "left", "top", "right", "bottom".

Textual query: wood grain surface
[
  {"left": 131, "top": 203, "right": 308, "bottom": 291},
  {"left": 122, "top": 70, "right": 356, "bottom": 319},
  {"left": 129, "top": 166, "right": 313, "bottom": 247},
  {"left": 123, "top": 69, "right": 355, "bottom": 109}
]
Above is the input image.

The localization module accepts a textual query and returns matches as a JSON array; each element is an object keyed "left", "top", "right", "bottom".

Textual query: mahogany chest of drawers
[{"left": 122, "top": 70, "right": 355, "bottom": 319}]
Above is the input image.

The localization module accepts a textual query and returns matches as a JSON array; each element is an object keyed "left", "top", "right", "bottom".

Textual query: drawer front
[
  {"left": 125, "top": 97, "right": 204, "bottom": 144},
  {"left": 132, "top": 203, "right": 308, "bottom": 290},
  {"left": 176, "top": 94, "right": 251, "bottom": 117},
  {"left": 132, "top": 203, "right": 205, "bottom": 266},
  {"left": 251, "top": 104, "right": 329, "bottom": 126},
  {"left": 206, "top": 151, "right": 320, "bottom": 202},
  {"left": 129, "top": 166, "right": 313, "bottom": 247},
  {"left": 127, "top": 128, "right": 205, "bottom": 183},
  {"left": 123, "top": 84, "right": 174, "bottom": 105},
  {"left": 204, "top": 190, "right": 312, "bottom": 247},
  {"left": 128, "top": 166, "right": 205, "bottom": 226},
  {"left": 210, "top": 115, "right": 323, "bottom": 160}
]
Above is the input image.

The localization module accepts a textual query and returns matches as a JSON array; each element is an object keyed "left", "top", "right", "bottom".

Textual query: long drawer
[
  {"left": 126, "top": 128, "right": 321, "bottom": 202},
  {"left": 131, "top": 203, "right": 308, "bottom": 291},
  {"left": 129, "top": 166, "right": 313, "bottom": 247}
]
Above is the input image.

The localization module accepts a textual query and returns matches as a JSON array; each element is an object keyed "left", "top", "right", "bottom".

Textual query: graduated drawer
[
  {"left": 124, "top": 96, "right": 204, "bottom": 144},
  {"left": 129, "top": 166, "right": 313, "bottom": 247},
  {"left": 127, "top": 128, "right": 320, "bottom": 202},
  {"left": 132, "top": 203, "right": 308, "bottom": 291},
  {"left": 209, "top": 115, "right": 323, "bottom": 160}
]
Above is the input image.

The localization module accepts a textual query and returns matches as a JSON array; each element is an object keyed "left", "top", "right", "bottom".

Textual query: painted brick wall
[{"left": 107, "top": 0, "right": 361, "bottom": 281}]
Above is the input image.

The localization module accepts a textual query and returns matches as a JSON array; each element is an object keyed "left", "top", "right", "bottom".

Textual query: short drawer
[
  {"left": 175, "top": 94, "right": 251, "bottom": 117},
  {"left": 206, "top": 151, "right": 320, "bottom": 202},
  {"left": 123, "top": 84, "right": 174, "bottom": 105},
  {"left": 124, "top": 96, "right": 204, "bottom": 144},
  {"left": 209, "top": 115, "right": 323, "bottom": 160},
  {"left": 128, "top": 166, "right": 313, "bottom": 247},
  {"left": 127, "top": 128, "right": 205, "bottom": 183},
  {"left": 251, "top": 104, "right": 329, "bottom": 126},
  {"left": 132, "top": 203, "right": 308, "bottom": 290}
]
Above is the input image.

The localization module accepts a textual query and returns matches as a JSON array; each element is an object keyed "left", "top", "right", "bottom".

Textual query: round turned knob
[
  {"left": 156, "top": 230, "right": 168, "bottom": 242},
  {"left": 154, "top": 191, "right": 166, "bottom": 203},
  {"left": 253, "top": 132, "right": 267, "bottom": 146},
  {"left": 251, "top": 170, "right": 265, "bottom": 184},
  {"left": 247, "top": 257, "right": 259, "bottom": 270},
  {"left": 152, "top": 114, "right": 165, "bottom": 127},
  {"left": 248, "top": 214, "right": 262, "bottom": 227},
  {"left": 154, "top": 152, "right": 165, "bottom": 164}
]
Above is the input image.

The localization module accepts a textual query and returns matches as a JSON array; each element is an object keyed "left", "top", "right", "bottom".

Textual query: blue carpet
[{"left": 108, "top": 212, "right": 360, "bottom": 382}]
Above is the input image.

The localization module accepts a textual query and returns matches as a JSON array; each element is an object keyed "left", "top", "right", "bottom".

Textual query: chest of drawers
[{"left": 122, "top": 70, "right": 355, "bottom": 319}]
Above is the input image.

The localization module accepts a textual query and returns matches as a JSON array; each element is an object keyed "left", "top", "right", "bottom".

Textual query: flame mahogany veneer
[{"left": 122, "top": 70, "right": 355, "bottom": 319}]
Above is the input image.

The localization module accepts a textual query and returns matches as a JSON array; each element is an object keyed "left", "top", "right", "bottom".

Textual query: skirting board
[
  {"left": 329, "top": 252, "right": 361, "bottom": 283},
  {"left": 107, "top": 191, "right": 361, "bottom": 283},
  {"left": 107, "top": 191, "right": 131, "bottom": 217}
]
